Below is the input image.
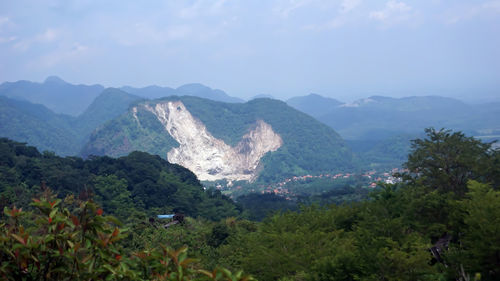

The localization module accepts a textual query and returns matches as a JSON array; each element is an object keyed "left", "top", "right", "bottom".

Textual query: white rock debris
[{"left": 140, "top": 101, "right": 282, "bottom": 181}]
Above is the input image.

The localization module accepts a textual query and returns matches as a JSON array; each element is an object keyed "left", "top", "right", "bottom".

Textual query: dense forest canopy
[
  {"left": 0, "top": 138, "right": 240, "bottom": 222},
  {"left": 1, "top": 128, "right": 499, "bottom": 280}
]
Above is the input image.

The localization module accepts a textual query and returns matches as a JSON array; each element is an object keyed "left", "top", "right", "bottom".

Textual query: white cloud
[
  {"left": 32, "top": 42, "right": 89, "bottom": 68},
  {"left": 114, "top": 20, "right": 225, "bottom": 46},
  {"left": 369, "top": 1, "right": 413, "bottom": 24},
  {"left": 165, "top": 25, "right": 192, "bottom": 41},
  {"left": 300, "top": 0, "right": 362, "bottom": 31},
  {"left": 0, "top": 16, "right": 16, "bottom": 33},
  {"left": 483, "top": 0, "right": 500, "bottom": 11},
  {"left": 0, "top": 16, "right": 16, "bottom": 44},
  {"left": 302, "top": 16, "right": 348, "bottom": 31},
  {"left": 0, "top": 36, "right": 16, "bottom": 44},
  {"left": 445, "top": 1, "right": 500, "bottom": 24},
  {"left": 37, "top": 28, "right": 58, "bottom": 42},
  {"left": 340, "top": 0, "right": 361, "bottom": 13},
  {"left": 178, "top": 0, "right": 230, "bottom": 19},
  {"left": 0, "top": 16, "right": 10, "bottom": 27},
  {"left": 274, "top": 0, "right": 312, "bottom": 18},
  {"left": 12, "top": 28, "right": 59, "bottom": 51}
]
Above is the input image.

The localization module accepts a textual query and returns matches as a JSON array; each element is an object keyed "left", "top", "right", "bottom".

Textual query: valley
[
  {"left": 1, "top": 77, "right": 499, "bottom": 280},
  {"left": 2, "top": 2, "right": 499, "bottom": 279},
  {"left": 1, "top": 77, "right": 498, "bottom": 186}
]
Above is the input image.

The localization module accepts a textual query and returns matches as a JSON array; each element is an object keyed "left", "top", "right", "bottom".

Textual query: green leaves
[
  {"left": 0, "top": 193, "right": 252, "bottom": 281},
  {"left": 405, "top": 128, "right": 498, "bottom": 196}
]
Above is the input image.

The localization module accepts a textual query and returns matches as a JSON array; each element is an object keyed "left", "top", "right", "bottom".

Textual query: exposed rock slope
[
  {"left": 82, "top": 96, "right": 353, "bottom": 183},
  {"left": 141, "top": 101, "right": 282, "bottom": 181}
]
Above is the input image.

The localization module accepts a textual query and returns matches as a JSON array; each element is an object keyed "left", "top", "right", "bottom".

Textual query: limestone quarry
[{"left": 140, "top": 101, "right": 282, "bottom": 181}]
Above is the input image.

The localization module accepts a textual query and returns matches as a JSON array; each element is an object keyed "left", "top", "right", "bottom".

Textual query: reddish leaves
[{"left": 71, "top": 215, "right": 79, "bottom": 226}]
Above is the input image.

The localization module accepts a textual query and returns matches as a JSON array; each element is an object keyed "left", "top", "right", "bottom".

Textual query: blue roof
[{"left": 157, "top": 214, "right": 175, "bottom": 219}]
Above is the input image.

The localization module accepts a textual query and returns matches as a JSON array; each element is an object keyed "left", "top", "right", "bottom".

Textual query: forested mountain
[
  {"left": 0, "top": 76, "right": 104, "bottom": 116},
  {"left": 72, "top": 88, "right": 143, "bottom": 139},
  {"left": 287, "top": 93, "right": 343, "bottom": 118},
  {"left": 0, "top": 138, "right": 240, "bottom": 221},
  {"left": 287, "top": 94, "right": 500, "bottom": 168},
  {"left": 348, "top": 133, "right": 418, "bottom": 169},
  {"left": 287, "top": 94, "right": 500, "bottom": 140},
  {"left": 0, "top": 96, "right": 79, "bottom": 155},
  {"left": 0, "top": 89, "right": 141, "bottom": 156},
  {"left": 82, "top": 96, "right": 353, "bottom": 182},
  {"left": 121, "top": 83, "right": 244, "bottom": 103},
  {"left": 3, "top": 78, "right": 498, "bottom": 181}
]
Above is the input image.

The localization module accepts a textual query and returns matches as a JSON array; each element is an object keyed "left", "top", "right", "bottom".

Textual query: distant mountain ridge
[
  {"left": 286, "top": 93, "right": 500, "bottom": 168},
  {"left": 287, "top": 93, "right": 500, "bottom": 140},
  {"left": 0, "top": 76, "right": 104, "bottom": 116},
  {"left": 2, "top": 78, "right": 497, "bottom": 177},
  {"left": 0, "top": 89, "right": 141, "bottom": 155},
  {"left": 287, "top": 94, "right": 343, "bottom": 118},
  {"left": 120, "top": 83, "right": 244, "bottom": 103},
  {"left": 0, "top": 77, "right": 245, "bottom": 117}
]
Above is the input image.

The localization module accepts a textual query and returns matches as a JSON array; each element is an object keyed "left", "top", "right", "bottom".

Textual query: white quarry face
[{"left": 141, "top": 101, "right": 282, "bottom": 181}]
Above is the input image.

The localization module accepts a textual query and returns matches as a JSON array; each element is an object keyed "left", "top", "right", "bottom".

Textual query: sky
[{"left": 0, "top": 0, "right": 499, "bottom": 102}]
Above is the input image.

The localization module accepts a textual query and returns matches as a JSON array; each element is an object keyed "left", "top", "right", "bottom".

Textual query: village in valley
[{"left": 209, "top": 168, "right": 408, "bottom": 199}]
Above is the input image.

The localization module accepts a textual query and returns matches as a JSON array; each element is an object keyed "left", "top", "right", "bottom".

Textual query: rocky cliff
[
  {"left": 140, "top": 101, "right": 282, "bottom": 181},
  {"left": 82, "top": 96, "right": 352, "bottom": 183}
]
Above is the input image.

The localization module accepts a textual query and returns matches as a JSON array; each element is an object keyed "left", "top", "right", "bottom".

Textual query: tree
[
  {"left": 445, "top": 181, "right": 500, "bottom": 280},
  {"left": 405, "top": 128, "right": 498, "bottom": 196},
  {"left": 93, "top": 174, "right": 137, "bottom": 221}
]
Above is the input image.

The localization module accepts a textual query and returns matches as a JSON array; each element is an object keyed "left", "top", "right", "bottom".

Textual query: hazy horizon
[{"left": 1, "top": 0, "right": 499, "bottom": 102}]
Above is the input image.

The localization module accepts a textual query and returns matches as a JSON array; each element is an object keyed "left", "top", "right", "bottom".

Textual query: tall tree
[{"left": 405, "top": 128, "right": 498, "bottom": 196}]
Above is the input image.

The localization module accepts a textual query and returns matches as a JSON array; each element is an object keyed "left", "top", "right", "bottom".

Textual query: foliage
[
  {"left": 0, "top": 193, "right": 253, "bottom": 280},
  {"left": 405, "top": 128, "right": 499, "bottom": 196},
  {"left": 0, "top": 138, "right": 240, "bottom": 222},
  {"left": 348, "top": 133, "right": 415, "bottom": 170},
  {"left": 236, "top": 193, "right": 298, "bottom": 221},
  {"left": 2, "top": 128, "right": 500, "bottom": 280},
  {"left": 444, "top": 181, "right": 500, "bottom": 280}
]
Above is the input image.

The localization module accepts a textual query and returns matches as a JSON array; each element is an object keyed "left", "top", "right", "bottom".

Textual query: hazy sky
[{"left": 1, "top": 0, "right": 499, "bottom": 101}]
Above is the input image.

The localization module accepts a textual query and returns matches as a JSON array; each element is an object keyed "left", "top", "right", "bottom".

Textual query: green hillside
[
  {"left": 0, "top": 89, "right": 141, "bottom": 156},
  {"left": 0, "top": 96, "right": 79, "bottom": 155},
  {"left": 73, "top": 88, "right": 143, "bottom": 142},
  {"left": 0, "top": 138, "right": 239, "bottom": 221},
  {"left": 82, "top": 96, "right": 353, "bottom": 182}
]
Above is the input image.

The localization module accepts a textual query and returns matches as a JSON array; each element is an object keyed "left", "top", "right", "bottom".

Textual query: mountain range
[
  {"left": 0, "top": 88, "right": 141, "bottom": 155},
  {"left": 0, "top": 77, "right": 244, "bottom": 116},
  {"left": 1, "top": 77, "right": 498, "bottom": 181},
  {"left": 0, "top": 76, "right": 105, "bottom": 116},
  {"left": 120, "top": 83, "right": 244, "bottom": 103},
  {"left": 286, "top": 94, "right": 500, "bottom": 140}
]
